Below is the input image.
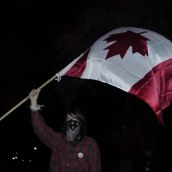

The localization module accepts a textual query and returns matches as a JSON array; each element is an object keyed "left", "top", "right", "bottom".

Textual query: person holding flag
[{"left": 28, "top": 89, "right": 101, "bottom": 172}]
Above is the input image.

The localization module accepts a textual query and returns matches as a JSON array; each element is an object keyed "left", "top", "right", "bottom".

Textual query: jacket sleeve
[
  {"left": 89, "top": 138, "right": 102, "bottom": 172},
  {"left": 31, "top": 110, "right": 62, "bottom": 148}
]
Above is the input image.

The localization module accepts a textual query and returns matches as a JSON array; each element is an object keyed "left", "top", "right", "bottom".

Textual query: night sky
[{"left": 0, "top": 0, "right": 172, "bottom": 171}]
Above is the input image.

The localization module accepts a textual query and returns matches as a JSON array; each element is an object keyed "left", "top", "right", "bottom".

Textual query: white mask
[{"left": 65, "top": 119, "right": 81, "bottom": 142}]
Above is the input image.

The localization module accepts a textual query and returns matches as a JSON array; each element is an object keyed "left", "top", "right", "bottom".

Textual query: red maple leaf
[{"left": 104, "top": 30, "right": 149, "bottom": 59}]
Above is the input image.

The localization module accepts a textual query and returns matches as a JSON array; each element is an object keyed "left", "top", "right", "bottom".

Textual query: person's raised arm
[{"left": 29, "top": 89, "right": 62, "bottom": 148}]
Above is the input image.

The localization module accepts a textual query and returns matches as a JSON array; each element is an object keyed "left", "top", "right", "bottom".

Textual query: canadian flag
[{"left": 57, "top": 27, "right": 172, "bottom": 123}]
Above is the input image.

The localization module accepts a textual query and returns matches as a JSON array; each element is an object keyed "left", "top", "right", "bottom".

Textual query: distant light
[
  {"left": 29, "top": 160, "right": 32, "bottom": 162},
  {"left": 12, "top": 156, "right": 18, "bottom": 160},
  {"left": 33, "top": 146, "right": 37, "bottom": 150}
]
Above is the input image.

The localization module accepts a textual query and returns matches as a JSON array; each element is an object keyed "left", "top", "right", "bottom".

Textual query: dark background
[{"left": 0, "top": 0, "right": 172, "bottom": 171}]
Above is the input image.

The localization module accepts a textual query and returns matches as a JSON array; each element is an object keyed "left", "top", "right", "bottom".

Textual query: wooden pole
[
  {"left": 0, "top": 55, "right": 81, "bottom": 122},
  {"left": 0, "top": 75, "right": 57, "bottom": 122}
]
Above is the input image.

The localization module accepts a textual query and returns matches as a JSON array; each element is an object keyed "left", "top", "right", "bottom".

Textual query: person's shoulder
[
  {"left": 84, "top": 136, "right": 98, "bottom": 145},
  {"left": 83, "top": 136, "right": 100, "bottom": 151}
]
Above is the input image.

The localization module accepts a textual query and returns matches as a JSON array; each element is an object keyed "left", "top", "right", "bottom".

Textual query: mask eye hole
[
  {"left": 75, "top": 122, "right": 80, "bottom": 126},
  {"left": 66, "top": 120, "right": 80, "bottom": 130}
]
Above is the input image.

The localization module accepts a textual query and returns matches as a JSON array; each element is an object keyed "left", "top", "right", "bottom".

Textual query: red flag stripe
[
  {"left": 129, "top": 58, "right": 172, "bottom": 123},
  {"left": 64, "top": 49, "right": 90, "bottom": 77}
]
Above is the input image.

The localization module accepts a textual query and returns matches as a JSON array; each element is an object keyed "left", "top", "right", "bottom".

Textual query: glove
[{"left": 28, "top": 89, "right": 43, "bottom": 111}]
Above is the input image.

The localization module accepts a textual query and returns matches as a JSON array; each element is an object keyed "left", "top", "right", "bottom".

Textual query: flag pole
[
  {"left": 0, "top": 55, "right": 81, "bottom": 122},
  {"left": 0, "top": 75, "right": 57, "bottom": 122}
]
